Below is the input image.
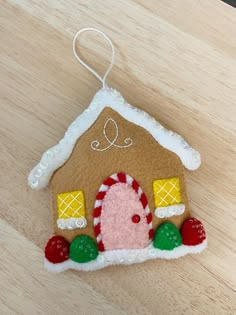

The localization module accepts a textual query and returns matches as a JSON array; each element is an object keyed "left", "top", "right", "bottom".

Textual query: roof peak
[{"left": 28, "top": 87, "right": 201, "bottom": 189}]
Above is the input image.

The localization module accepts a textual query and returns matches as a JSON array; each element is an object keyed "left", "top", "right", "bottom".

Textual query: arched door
[{"left": 93, "top": 173, "right": 153, "bottom": 251}]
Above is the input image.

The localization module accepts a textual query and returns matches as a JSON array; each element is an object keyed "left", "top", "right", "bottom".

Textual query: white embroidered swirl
[{"left": 91, "top": 118, "right": 133, "bottom": 152}]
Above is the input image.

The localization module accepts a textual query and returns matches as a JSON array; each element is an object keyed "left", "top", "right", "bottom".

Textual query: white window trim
[
  {"left": 154, "top": 204, "right": 185, "bottom": 218},
  {"left": 57, "top": 217, "right": 87, "bottom": 230}
]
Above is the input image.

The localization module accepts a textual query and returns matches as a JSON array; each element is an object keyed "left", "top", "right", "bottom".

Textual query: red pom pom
[
  {"left": 45, "top": 236, "right": 70, "bottom": 263},
  {"left": 181, "top": 218, "right": 206, "bottom": 246},
  {"left": 132, "top": 214, "right": 141, "bottom": 223}
]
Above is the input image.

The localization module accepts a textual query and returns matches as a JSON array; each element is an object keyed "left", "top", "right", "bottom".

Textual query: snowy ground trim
[{"left": 44, "top": 239, "right": 207, "bottom": 272}]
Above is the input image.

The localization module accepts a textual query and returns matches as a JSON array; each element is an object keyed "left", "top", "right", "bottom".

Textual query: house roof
[{"left": 28, "top": 88, "right": 201, "bottom": 190}]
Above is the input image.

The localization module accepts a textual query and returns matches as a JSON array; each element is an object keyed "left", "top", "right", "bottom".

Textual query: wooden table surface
[{"left": 1, "top": 0, "right": 236, "bottom": 314}]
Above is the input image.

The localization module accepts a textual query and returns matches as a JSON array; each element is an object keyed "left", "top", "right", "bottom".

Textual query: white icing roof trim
[{"left": 28, "top": 87, "right": 201, "bottom": 190}]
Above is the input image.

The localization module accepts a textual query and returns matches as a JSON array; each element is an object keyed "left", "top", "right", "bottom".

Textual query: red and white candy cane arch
[{"left": 93, "top": 172, "right": 154, "bottom": 252}]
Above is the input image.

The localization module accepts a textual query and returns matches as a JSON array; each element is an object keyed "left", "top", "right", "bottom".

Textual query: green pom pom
[
  {"left": 154, "top": 222, "right": 182, "bottom": 250},
  {"left": 69, "top": 235, "right": 98, "bottom": 263}
]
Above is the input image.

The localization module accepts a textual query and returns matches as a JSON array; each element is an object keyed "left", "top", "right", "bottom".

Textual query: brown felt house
[{"left": 29, "top": 88, "right": 206, "bottom": 271}]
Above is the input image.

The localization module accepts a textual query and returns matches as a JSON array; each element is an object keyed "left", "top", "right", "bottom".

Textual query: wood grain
[{"left": 0, "top": 0, "right": 236, "bottom": 314}]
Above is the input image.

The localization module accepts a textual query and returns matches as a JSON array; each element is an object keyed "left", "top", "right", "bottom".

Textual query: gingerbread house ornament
[{"left": 28, "top": 28, "right": 207, "bottom": 272}]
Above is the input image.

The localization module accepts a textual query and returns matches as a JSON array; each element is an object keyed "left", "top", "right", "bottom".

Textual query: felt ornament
[{"left": 28, "top": 28, "right": 207, "bottom": 272}]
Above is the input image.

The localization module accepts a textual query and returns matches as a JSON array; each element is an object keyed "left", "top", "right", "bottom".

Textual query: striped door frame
[{"left": 93, "top": 172, "right": 154, "bottom": 251}]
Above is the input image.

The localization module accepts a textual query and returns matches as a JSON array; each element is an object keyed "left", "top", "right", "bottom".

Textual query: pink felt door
[{"left": 100, "top": 182, "right": 149, "bottom": 250}]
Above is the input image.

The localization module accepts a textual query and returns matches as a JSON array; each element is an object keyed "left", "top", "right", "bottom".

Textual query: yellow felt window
[
  {"left": 153, "top": 177, "right": 182, "bottom": 208},
  {"left": 57, "top": 190, "right": 86, "bottom": 220}
]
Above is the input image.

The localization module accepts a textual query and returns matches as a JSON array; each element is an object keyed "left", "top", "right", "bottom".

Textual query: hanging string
[{"left": 73, "top": 27, "right": 115, "bottom": 88}]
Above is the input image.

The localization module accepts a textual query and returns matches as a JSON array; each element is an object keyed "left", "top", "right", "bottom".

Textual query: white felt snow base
[{"left": 44, "top": 239, "right": 207, "bottom": 272}]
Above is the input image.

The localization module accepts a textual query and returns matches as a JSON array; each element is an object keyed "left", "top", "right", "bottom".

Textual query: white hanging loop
[{"left": 73, "top": 27, "right": 115, "bottom": 88}]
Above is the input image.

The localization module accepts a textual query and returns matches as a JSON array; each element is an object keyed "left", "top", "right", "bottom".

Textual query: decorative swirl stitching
[{"left": 91, "top": 118, "right": 133, "bottom": 151}]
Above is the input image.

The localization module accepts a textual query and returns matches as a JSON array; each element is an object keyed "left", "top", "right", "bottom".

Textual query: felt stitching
[
  {"left": 154, "top": 204, "right": 185, "bottom": 218},
  {"left": 93, "top": 173, "right": 154, "bottom": 251},
  {"left": 91, "top": 118, "right": 133, "bottom": 151},
  {"left": 57, "top": 191, "right": 85, "bottom": 218},
  {"left": 44, "top": 239, "right": 207, "bottom": 272},
  {"left": 153, "top": 177, "right": 182, "bottom": 208},
  {"left": 58, "top": 193, "right": 83, "bottom": 218},
  {"left": 57, "top": 190, "right": 87, "bottom": 230},
  {"left": 28, "top": 88, "right": 201, "bottom": 190}
]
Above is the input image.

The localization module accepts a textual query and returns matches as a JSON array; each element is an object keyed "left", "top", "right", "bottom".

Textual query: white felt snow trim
[
  {"left": 28, "top": 88, "right": 201, "bottom": 189},
  {"left": 57, "top": 217, "right": 87, "bottom": 230},
  {"left": 44, "top": 239, "right": 207, "bottom": 272},
  {"left": 91, "top": 117, "right": 133, "bottom": 151},
  {"left": 155, "top": 204, "right": 185, "bottom": 218}
]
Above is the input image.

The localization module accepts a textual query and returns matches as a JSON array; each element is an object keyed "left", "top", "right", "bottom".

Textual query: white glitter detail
[
  {"left": 57, "top": 217, "right": 87, "bottom": 230},
  {"left": 148, "top": 248, "right": 157, "bottom": 257},
  {"left": 44, "top": 239, "right": 207, "bottom": 272},
  {"left": 154, "top": 204, "right": 185, "bottom": 218}
]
